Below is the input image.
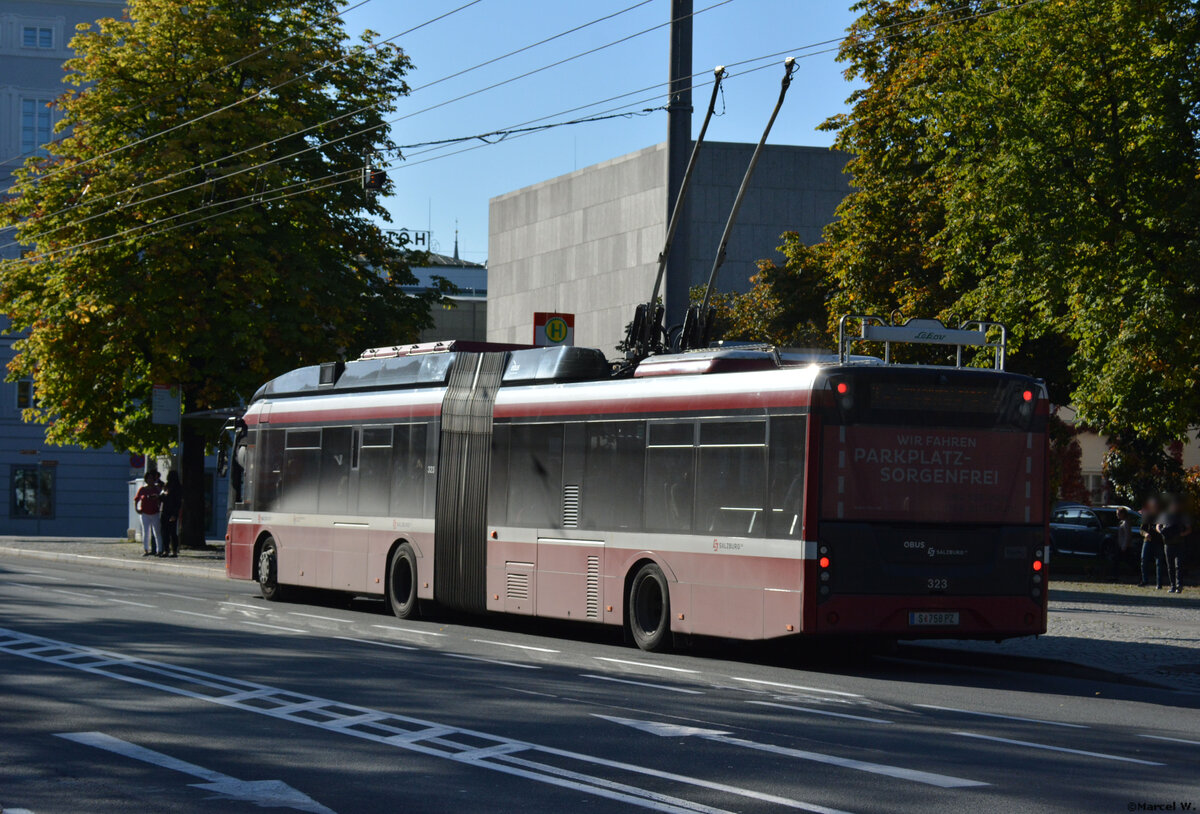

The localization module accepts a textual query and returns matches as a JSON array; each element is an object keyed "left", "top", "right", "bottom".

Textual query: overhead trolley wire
[
  {"left": 1, "top": 0, "right": 662, "bottom": 244},
  {"left": 8, "top": 0, "right": 1050, "bottom": 263},
  {"left": 0, "top": 0, "right": 381, "bottom": 172}
]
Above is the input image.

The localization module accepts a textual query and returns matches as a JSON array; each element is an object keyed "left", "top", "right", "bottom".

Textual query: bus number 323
[{"left": 928, "top": 578, "right": 949, "bottom": 590}]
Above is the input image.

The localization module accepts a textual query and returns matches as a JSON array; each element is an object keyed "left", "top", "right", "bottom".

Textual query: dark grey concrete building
[{"left": 487, "top": 140, "right": 849, "bottom": 352}]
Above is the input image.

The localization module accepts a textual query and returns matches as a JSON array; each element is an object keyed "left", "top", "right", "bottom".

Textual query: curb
[{"left": 0, "top": 546, "right": 228, "bottom": 582}]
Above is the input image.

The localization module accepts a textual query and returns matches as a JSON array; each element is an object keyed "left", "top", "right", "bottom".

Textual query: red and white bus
[{"left": 225, "top": 317, "right": 1049, "bottom": 651}]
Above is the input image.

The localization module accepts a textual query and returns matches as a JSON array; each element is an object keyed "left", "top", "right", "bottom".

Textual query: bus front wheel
[
  {"left": 629, "top": 563, "right": 671, "bottom": 652},
  {"left": 258, "top": 538, "right": 287, "bottom": 602},
  {"left": 388, "top": 543, "right": 420, "bottom": 620}
]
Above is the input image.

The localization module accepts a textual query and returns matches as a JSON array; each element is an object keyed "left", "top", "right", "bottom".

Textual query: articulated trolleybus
[{"left": 225, "top": 315, "right": 1049, "bottom": 651}]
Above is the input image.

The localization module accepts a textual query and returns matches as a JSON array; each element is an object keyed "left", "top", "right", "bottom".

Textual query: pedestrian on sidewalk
[
  {"left": 1157, "top": 495, "right": 1194, "bottom": 594},
  {"left": 134, "top": 471, "right": 164, "bottom": 557},
  {"left": 1112, "top": 506, "right": 1134, "bottom": 583},
  {"left": 160, "top": 470, "right": 183, "bottom": 558},
  {"left": 1140, "top": 496, "right": 1166, "bottom": 589}
]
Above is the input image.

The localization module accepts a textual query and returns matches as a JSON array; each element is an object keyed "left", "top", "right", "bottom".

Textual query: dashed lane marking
[
  {"left": 371, "top": 624, "right": 445, "bottom": 637},
  {"left": 915, "top": 704, "right": 1088, "bottom": 729},
  {"left": 445, "top": 653, "right": 540, "bottom": 670},
  {"left": 582, "top": 674, "right": 704, "bottom": 695},
  {"left": 594, "top": 657, "right": 699, "bottom": 674},
  {"left": 108, "top": 598, "right": 157, "bottom": 609},
  {"left": 953, "top": 732, "right": 1164, "bottom": 765},
  {"left": 472, "top": 639, "right": 560, "bottom": 654},
  {"left": 0, "top": 626, "right": 849, "bottom": 814},
  {"left": 748, "top": 700, "right": 893, "bottom": 725},
  {"left": 1138, "top": 734, "right": 1200, "bottom": 746},
  {"left": 334, "top": 636, "right": 417, "bottom": 652},
  {"left": 290, "top": 613, "right": 350, "bottom": 624},
  {"left": 729, "top": 677, "right": 863, "bottom": 698}
]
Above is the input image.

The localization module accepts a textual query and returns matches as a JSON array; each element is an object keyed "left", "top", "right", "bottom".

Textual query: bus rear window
[{"left": 828, "top": 370, "right": 1039, "bottom": 431}]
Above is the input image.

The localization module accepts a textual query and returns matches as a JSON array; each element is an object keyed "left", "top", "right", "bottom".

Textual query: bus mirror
[{"left": 217, "top": 447, "right": 229, "bottom": 477}]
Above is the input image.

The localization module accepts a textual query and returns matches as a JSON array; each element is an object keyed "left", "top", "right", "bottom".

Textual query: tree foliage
[
  {"left": 0, "top": 0, "right": 444, "bottom": 455},
  {"left": 728, "top": 0, "right": 1199, "bottom": 452}
]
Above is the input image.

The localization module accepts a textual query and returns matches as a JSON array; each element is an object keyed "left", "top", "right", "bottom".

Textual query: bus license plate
[{"left": 909, "top": 611, "right": 959, "bottom": 627}]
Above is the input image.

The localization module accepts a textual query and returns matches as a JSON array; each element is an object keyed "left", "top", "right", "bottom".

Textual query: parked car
[{"left": 1049, "top": 505, "right": 1142, "bottom": 559}]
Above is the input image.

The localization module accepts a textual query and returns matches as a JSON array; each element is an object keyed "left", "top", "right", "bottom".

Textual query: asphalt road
[{"left": 1, "top": 557, "right": 1198, "bottom": 814}]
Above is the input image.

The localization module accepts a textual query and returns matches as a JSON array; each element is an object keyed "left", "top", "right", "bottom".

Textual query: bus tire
[
  {"left": 388, "top": 543, "right": 420, "bottom": 620},
  {"left": 258, "top": 538, "right": 287, "bottom": 602},
  {"left": 628, "top": 563, "right": 672, "bottom": 653}
]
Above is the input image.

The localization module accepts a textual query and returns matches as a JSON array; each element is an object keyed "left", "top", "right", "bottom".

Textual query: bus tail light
[
  {"left": 1032, "top": 560, "right": 1043, "bottom": 572},
  {"left": 819, "top": 556, "right": 830, "bottom": 569}
]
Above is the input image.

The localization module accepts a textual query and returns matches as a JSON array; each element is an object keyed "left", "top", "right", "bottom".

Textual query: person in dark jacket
[
  {"left": 1157, "top": 496, "right": 1194, "bottom": 594},
  {"left": 160, "top": 470, "right": 183, "bottom": 558},
  {"left": 1140, "top": 496, "right": 1166, "bottom": 589}
]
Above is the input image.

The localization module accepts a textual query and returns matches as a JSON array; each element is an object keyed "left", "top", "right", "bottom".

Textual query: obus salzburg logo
[{"left": 544, "top": 317, "right": 569, "bottom": 344}]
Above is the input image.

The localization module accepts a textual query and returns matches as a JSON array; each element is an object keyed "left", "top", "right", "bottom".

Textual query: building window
[
  {"left": 10, "top": 465, "right": 55, "bottom": 519},
  {"left": 22, "top": 26, "right": 54, "bottom": 49},
  {"left": 16, "top": 379, "right": 37, "bottom": 410},
  {"left": 21, "top": 99, "right": 53, "bottom": 157}
]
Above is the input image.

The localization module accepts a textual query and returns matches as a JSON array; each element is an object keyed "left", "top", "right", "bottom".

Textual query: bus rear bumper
[{"left": 811, "top": 594, "right": 1046, "bottom": 639}]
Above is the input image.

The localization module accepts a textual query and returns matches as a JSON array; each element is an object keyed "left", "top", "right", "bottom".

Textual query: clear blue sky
[{"left": 339, "top": 0, "right": 863, "bottom": 262}]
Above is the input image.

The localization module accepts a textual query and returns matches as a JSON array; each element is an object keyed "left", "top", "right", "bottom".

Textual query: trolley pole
[{"left": 664, "top": 0, "right": 693, "bottom": 333}]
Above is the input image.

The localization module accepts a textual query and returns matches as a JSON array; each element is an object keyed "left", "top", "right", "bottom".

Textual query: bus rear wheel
[
  {"left": 388, "top": 543, "right": 420, "bottom": 620},
  {"left": 258, "top": 538, "right": 287, "bottom": 602},
  {"left": 629, "top": 563, "right": 671, "bottom": 652}
]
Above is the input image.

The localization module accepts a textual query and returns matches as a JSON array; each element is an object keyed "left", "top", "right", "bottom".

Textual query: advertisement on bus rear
[{"left": 821, "top": 425, "right": 1043, "bottom": 525}]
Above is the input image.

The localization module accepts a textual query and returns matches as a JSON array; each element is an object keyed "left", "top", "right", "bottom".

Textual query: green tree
[
  {"left": 0, "top": 0, "right": 445, "bottom": 545},
  {"left": 742, "top": 0, "right": 1198, "bottom": 454}
]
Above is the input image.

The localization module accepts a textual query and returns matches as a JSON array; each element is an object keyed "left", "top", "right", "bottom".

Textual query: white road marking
[
  {"left": 240, "top": 621, "right": 306, "bottom": 634},
  {"left": 594, "top": 657, "right": 699, "bottom": 674},
  {"left": 471, "top": 639, "right": 559, "bottom": 653},
  {"left": 729, "top": 677, "right": 863, "bottom": 698},
  {"left": 500, "top": 686, "right": 559, "bottom": 699},
  {"left": 86, "top": 582, "right": 116, "bottom": 588},
  {"left": 915, "top": 704, "right": 1088, "bottom": 729},
  {"left": 334, "top": 636, "right": 417, "bottom": 652},
  {"left": 445, "top": 653, "right": 540, "bottom": 670},
  {"left": 108, "top": 598, "right": 157, "bottom": 609},
  {"left": 748, "top": 700, "right": 893, "bottom": 725},
  {"left": 1, "top": 627, "right": 772, "bottom": 814},
  {"left": 1138, "top": 734, "right": 1200, "bottom": 746},
  {"left": 221, "top": 602, "right": 265, "bottom": 612},
  {"left": 371, "top": 624, "right": 445, "bottom": 637},
  {"left": 290, "top": 612, "right": 349, "bottom": 624},
  {"left": 33, "top": 574, "right": 68, "bottom": 581},
  {"left": 173, "top": 610, "right": 220, "bottom": 620},
  {"left": 598, "top": 715, "right": 986, "bottom": 789},
  {"left": 159, "top": 592, "right": 206, "bottom": 601},
  {"left": 57, "top": 731, "right": 333, "bottom": 814},
  {"left": 582, "top": 675, "right": 704, "bottom": 695},
  {"left": 953, "top": 732, "right": 1165, "bottom": 765}
]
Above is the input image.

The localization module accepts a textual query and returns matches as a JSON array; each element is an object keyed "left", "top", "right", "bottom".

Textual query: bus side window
[
  {"left": 582, "top": 421, "right": 645, "bottom": 531},
  {"left": 488, "top": 424, "right": 510, "bottom": 525},
  {"left": 644, "top": 422, "right": 694, "bottom": 532},
  {"left": 767, "top": 416, "right": 807, "bottom": 538},
  {"left": 508, "top": 424, "right": 564, "bottom": 528},
  {"left": 281, "top": 429, "right": 321, "bottom": 513},
  {"left": 357, "top": 426, "right": 393, "bottom": 516},
  {"left": 391, "top": 424, "right": 427, "bottom": 518},
  {"left": 319, "top": 427, "right": 353, "bottom": 515},
  {"left": 258, "top": 429, "right": 285, "bottom": 511},
  {"left": 696, "top": 421, "right": 766, "bottom": 537}
]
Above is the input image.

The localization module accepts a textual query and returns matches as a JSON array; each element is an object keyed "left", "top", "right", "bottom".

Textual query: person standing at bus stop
[
  {"left": 134, "top": 471, "right": 164, "bottom": 557},
  {"left": 159, "top": 470, "right": 183, "bottom": 558},
  {"left": 1140, "top": 496, "right": 1166, "bottom": 589},
  {"left": 1112, "top": 506, "right": 1134, "bottom": 583},
  {"left": 1157, "top": 496, "right": 1193, "bottom": 594}
]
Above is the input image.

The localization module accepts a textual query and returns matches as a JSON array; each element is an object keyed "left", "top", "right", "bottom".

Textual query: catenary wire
[
  {"left": 0, "top": 0, "right": 381, "bottom": 172},
  {"left": 0, "top": 0, "right": 664, "bottom": 243},
  {"left": 7, "top": 0, "right": 1050, "bottom": 262}
]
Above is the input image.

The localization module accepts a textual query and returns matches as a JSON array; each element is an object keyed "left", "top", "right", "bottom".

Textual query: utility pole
[{"left": 664, "top": 0, "right": 693, "bottom": 333}]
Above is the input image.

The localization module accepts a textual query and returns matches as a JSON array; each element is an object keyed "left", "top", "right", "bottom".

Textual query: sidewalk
[
  {"left": 919, "top": 580, "right": 1200, "bottom": 693},
  {"left": 0, "top": 536, "right": 226, "bottom": 580},
  {"left": 2, "top": 538, "right": 1198, "bottom": 691}
]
